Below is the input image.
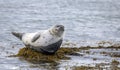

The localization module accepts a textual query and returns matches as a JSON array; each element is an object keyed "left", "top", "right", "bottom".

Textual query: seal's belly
[
  {"left": 32, "top": 35, "right": 59, "bottom": 47},
  {"left": 22, "top": 32, "right": 61, "bottom": 47}
]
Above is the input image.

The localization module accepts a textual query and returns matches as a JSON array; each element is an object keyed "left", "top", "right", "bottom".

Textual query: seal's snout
[
  {"left": 51, "top": 25, "right": 65, "bottom": 36},
  {"left": 59, "top": 26, "right": 64, "bottom": 31},
  {"left": 55, "top": 25, "right": 64, "bottom": 31}
]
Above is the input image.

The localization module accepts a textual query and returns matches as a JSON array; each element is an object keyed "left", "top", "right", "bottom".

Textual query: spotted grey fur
[{"left": 12, "top": 25, "right": 64, "bottom": 54}]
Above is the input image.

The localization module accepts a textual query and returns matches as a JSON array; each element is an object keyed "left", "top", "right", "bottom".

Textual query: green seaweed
[
  {"left": 16, "top": 47, "right": 81, "bottom": 62},
  {"left": 72, "top": 66, "right": 94, "bottom": 70},
  {"left": 111, "top": 60, "right": 119, "bottom": 65},
  {"left": 13, "top": 45, "right": 120, "bottom": 62}
]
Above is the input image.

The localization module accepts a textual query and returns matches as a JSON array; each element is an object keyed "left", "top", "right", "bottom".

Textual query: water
[{"left": 0, "top": 0, "right": 120, "bottom": 70}]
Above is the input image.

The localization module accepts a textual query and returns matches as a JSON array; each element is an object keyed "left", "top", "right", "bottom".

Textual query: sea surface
[{"left": 0, "top": 0, "right": 120, "bottom": 70}]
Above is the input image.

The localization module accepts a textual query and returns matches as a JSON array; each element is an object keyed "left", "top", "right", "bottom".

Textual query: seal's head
[{"left": 49, "top": 25, "right": 64, "bottom": 37}]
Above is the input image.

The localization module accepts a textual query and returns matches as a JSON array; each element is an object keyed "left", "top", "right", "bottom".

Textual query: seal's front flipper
[
  {"left": 31, "top": 33, "right": 40, "bottom": 42},
  {"left": 12, "top": 32, "right": 24, "bottom": 40}
]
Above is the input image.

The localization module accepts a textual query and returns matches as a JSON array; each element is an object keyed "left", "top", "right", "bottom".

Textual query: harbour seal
[{"left": 12, "top": 25, "right": 64, "bottom": 54}]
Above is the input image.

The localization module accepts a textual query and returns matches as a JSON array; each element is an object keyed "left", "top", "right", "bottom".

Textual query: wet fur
[{"left": 12, "top": 25, "right": 64, "bottom": 54}]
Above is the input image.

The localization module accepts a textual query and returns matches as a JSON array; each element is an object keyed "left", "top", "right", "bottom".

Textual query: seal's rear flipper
[{"left": 12, "top": 32, "right": 24, "bottom": 40}]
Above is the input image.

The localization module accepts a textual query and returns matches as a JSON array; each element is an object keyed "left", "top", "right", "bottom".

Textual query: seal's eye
[{"left": 56, "top": 26, "right": 59, "bottom": 27}]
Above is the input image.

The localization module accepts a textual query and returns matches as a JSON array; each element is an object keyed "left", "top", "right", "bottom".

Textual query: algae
[
  {"left": 72, "top": 66, "right": 94, "bottom": 70},
  {"left": 13, "top": 45, "right": 120, "bottom": 63},
  {"left": 111, "top": 60, "right": 119, "bottom": 65},
  {"left": 16, "top": 47, "right": 81, "bottom": 62}
]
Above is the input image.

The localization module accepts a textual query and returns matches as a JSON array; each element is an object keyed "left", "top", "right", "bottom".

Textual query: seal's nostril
[
  {"left": 55, "top": 25, "right": 64, "bottom": 31},
  {"left": 59, "top": 27, "right": 64, "bottom": 31}
]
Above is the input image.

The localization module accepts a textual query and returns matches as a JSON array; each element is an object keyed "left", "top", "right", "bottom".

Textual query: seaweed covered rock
[{"left": 16, "top": 47, "right": 81, "bottom": 62}]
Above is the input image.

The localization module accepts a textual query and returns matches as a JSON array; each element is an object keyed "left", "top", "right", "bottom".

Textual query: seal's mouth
[
  {"left": 56, "top": 25, "right": 64, "bottom": 31},
  {"left": 58, "top": 26, "right": 64, "bottom": 31},
  {"left": 50, "top": 25, "right": 64, "bottom": 36}
]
